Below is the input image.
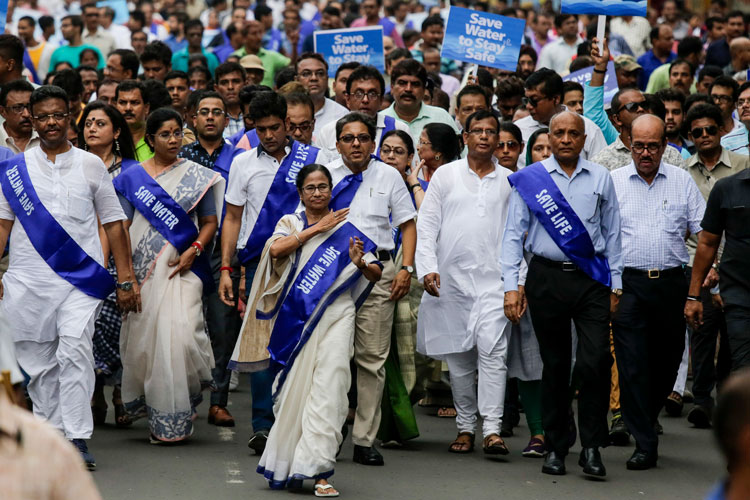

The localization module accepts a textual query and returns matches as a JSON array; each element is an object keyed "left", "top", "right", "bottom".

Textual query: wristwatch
[
  {"left": 117, "top": 281, "right": 134, "bottom": 291},
  {"left": 611, "top": 288, "right": 623, "bottom": 297},
  {"left": 401, "top": 265, "right": 414, "bottom": 273}
]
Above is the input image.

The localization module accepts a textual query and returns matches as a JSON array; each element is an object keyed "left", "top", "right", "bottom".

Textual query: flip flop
[{"left": 314, "top": 483, "right": 340, "bottom": 497}]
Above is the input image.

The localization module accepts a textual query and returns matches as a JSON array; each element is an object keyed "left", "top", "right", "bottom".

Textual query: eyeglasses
[
  {"left": 302, "top": 183, "right": 330, "bottom": 194},
  {"left": 339, "top": 134, "right": 372, "bottom": 144},
  {"left": 5, "top": 104, "right": 29, "bottom": 114},
  {"left": 350, "top": 90, "right": 381, "bottom": 101},
  {"left": 380, "top": 146, "right": 407, "bottom": 156},
  {"left": 522, "top": 96, "right": 549, "bottom": 108},
  {"left": 631, "top": 142, "right": 662, "bottom": 154},
  {"left": 418, "top": 139, "right": 431, "bottom": 147},
  {"left": 288, "top": 121, "right": 312, "bottom": 133},
  {"left": 497, "top": 140, "right": 520, "bottom": 150},
  {"left": 32, "top": 112, "right": 69, "bottom": 122},
  {"left": 617, "top": 100, "right": 648, "bottom": 113},
  {"left": 155, "top": 130, "right": 184, "bottom": 140},
  {"left": 299, "top": 69, "right": 327, "bottom": 79},
  {"left": 711, "top": 94, "right": 734, "bottom": 104},
  {"left": 196, "top": 108, "right": 225, "bottom": 117},
  {"left": 468, "top": 128, "right": 498, "bottom": 137},
  {"left": 690, "top": 125, "right": 719, "bottom": 137}
]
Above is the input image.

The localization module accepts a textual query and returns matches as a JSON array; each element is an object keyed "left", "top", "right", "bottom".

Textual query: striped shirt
[
  {"left": 611, "top": 161, "right": 705, "bottom": 271},
  {"left": 720, "top": 123, "right": 749, "bottom": 156}
]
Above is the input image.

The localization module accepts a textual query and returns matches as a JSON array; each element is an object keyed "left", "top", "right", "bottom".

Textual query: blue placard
[
  {"left": 562, "top": 0, "right": 646, "bottom": 17},
  {"left": 440, "top": 7, "right": 526, "bottom": 72},
  {"left": 314, "top": 26, "right": 385, "bottom": 78},
  {"left": 563, "top": 61, "right": 618, "bottom": 107}
]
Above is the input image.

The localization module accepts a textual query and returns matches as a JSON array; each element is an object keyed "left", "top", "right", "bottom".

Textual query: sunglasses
[
  {"left": 522, "top": 96, "right": 549, "bottom": 108},
  {"left": 690, "top": 125, "right": 719, "bottom": 138},
  {"left": 617, "top": 101, "right": 648, "bottom": 113}
]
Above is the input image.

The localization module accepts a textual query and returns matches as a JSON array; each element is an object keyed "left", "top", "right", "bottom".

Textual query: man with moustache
[
  {"left": 721, "top": 81, "right": 750, "bottom": 156},
  {"left": 0, "top": 85, "right": 138, "bottom": 470},
  {"left": 0, "top": 80, "right": 41, "bottom": 154},
  {"left": 115, "top": 80, "right": 152, "bottom": 162},
  {"left": 668, "top": 59, "right": 696, "bottom": 96}
]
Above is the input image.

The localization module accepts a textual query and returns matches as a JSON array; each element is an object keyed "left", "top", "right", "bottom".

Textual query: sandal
[
  {"left": 314, "top": 483, "right": 340, "bottom": 498},
  {"left": 113, "top": 385, "right": 132, "bottom": 428},
  {"left": 448, "top": 432, "right": 475, "bottom": 453},
  {"left": 483, "top": 434, "right": 510, "bottom": 455},
  {"left": 436, "top": 407, "right": 457, "bottom": 418}
]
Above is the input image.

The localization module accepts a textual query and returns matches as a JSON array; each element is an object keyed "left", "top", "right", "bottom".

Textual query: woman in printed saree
[
  {"left": 228, "top": 164, "right": 381, "bottom": 497},
  {"left": 78, "top": 102, "right": 138, "bottom": 428},
  {"left": 114, "top": 108, "right": 224, "bottom": 443}
]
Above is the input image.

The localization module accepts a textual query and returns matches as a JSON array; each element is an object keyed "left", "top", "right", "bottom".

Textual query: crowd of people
[{"left": 0, "top": 0, "right": 749, "bottom": 497}]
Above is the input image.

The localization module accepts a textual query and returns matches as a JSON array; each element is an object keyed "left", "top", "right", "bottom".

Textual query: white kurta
[{"left": 415, "top": 158, "right": 512, "bottom": 359}]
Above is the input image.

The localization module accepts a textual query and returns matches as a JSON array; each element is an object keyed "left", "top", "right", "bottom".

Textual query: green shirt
[
  {"left": 645, "top": 63, "right": 698, "bottom": 94},
  {"left": 48, "top": 44, "right": 104, "bottom": 72},
  {"left": 135, "top": 136, "right": 154, "bottom": 162},
  {"left": 381, "top": 102, "right": 459, "bottom": 141},
  {"left": 231, "top": 47, "right": 290, "bottom": 88}
]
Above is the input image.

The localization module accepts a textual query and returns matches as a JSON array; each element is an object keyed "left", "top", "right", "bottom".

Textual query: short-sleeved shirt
[
  {"left": 701, "top": 168, "right": 750, "bottom": 306},
  {"left": 48, "top": 44, "right": 105, "bottom": 71},
  {"left": 326, "top": 157, "right": 416, "bottom": 251},
  {"left": 313, "top": 98, "right": 348, "bottom": 137},
  {"left": 382, "top": 102, "right": 459, "bottom": 144}
]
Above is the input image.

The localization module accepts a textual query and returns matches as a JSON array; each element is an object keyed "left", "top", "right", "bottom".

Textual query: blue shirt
[
  {"left": 501, "top": 156, "right": 623, "bottom": 290},
  {"left": 721, "top": 123, "right": 749, "bottom": 156},
  {"left": 171, "top": 47, "right": 220, "bottom": 76},
  {"left": 637, "top": 50, "right": 676, "bottom": 90}
]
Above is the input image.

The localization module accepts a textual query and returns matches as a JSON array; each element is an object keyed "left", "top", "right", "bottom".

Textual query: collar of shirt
[
  {"left": 624, "top": 160, "right": 668, "bottom": 183},
  {"left": 543, "top": 155, "right": 592, "bottom": 181},
  {"left": 553, "top": 35, "right": 583, "bottom": 47},
  {"left": 687, "top": 147, "right": 733, "bottom": 171},
  {"left": 464, "top": 157, "right": 499, "bottom": 179},
  {"left": 613, "top": 136, "right": 630, "bottom": 152},
  {"left": 386, "top": 101, "right": 430, "bottom": 124},
  {"left": 256, "top": 137, "right": 292, "bottom": 159}
]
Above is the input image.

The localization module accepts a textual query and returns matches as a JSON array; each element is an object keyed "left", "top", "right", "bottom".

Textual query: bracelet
[
  {"left": 294, "top": 233, "right": 302, "bottom": 247},
  {"left": 220, "top": 266, "right": 233, "bottom": 273},
  {"left": 409, "top": 183, "right": 422, "bottom": 193},
  {"left": 593, "top": 67, "right": 607, "bottom": 74},
  {"left": 191, "top": 241, "right": 204, "bottom": 253},
  {"left": 686, "top": 295, "right": 701, "bottom": 301}
]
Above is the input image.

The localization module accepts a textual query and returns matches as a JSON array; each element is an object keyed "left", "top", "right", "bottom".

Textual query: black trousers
[
  {"left": 525, "top": 257, "right": 612, "bottom": 456},
  {"left": 724, "top": 303, "right": 750, "bottom": 370},
  {"left": 686, "top": 267, "right": 731, "bottom": 409},
  {"left": 612, "top": 268, "right": 686, "bottom": 455}
]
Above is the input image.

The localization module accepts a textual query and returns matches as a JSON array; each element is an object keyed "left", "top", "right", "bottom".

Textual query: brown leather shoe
[{"left": 208, "top": 405, "right": 236, "bottom": 427}]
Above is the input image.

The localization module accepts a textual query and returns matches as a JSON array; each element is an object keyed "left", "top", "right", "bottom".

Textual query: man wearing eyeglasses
[
  {"left": 610, "top": 114, "right": 706, "bottom": 471},
  {"left": 720, "top": 81, "right": 750, "bottom": 156},
  {"left": 295, "top": 53, "right": 348, "bottom": 137},
  {"left": 0, "top": 80, "right": 40, "bottom": 154},
  {"left": 709, "top": 76, "right": 743, "bottom": 136},
  {"left": 683, "top": 103, "right": 750, "bottom": 429},
  {"left": 316, "top": 65, "right": 411, "bottom": 157},
  {"left": 326, "top": 112, "right": 416, "bottom": 466}
]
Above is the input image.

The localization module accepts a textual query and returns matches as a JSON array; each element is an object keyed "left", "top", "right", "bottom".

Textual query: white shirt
[
  {"left": 0, "top": 125, "right": 41, "bottom": 154},
  {"left": 314, "top": 98, "right": 349, "bottom": 137},
  {"left": 0, "top": 147, "right": 126, "bottom": 342},
  {"left": 105, "top": 23, "right": 133, "bottom": 50},
  {"left": 326, "top": 157, "right": 416, "bottom": 251},
  {"left": 515, "top": 113, "right": 607, "bottom": 169},
  {"left": 610, "top": 16, "right": 651, "bottom": 58},
  {"left": 82, "top": 27, "right": 117, "bottom": 58},
  {"left": 536, "top": 36, "right": 583, "bottom": 74},
  {"left": 415, "top": 158, "right": 512, "bottom": 357},
  {"left": 315, "top": 112, "right": 412, "bottom": 157}
]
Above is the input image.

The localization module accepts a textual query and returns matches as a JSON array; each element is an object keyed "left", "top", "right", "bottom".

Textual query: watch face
[{"left": 119, "top": 281, "right": 133, "bottom": 291}]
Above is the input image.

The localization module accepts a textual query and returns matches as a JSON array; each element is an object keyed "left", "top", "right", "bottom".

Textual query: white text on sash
[
  {"left": 295, "top": 245, "right": 343, "bottom": 294},
  {"left": 284, "top": 144, "right": 311, "bottom": 184},
  {"left": 6, "top": 165, "right": 35, "bottom": 216},
  {"left": 134, "top": 185, "right": 180, "bottom": 230},
  {"left": 535, "top": 188, "right": 572, "bottom": 236}
]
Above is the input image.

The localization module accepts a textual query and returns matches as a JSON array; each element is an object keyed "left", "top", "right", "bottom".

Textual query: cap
[
  {"left": 614, "top": 55, "right": 642, "bottom": 72},
  {"left": 240, "top": 55, "right": 265, "bottom": 72}
]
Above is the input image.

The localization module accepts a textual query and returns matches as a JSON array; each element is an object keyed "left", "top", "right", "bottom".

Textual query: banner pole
[{"left": 596, "top": 15, "right": 606, "bottom": 55}]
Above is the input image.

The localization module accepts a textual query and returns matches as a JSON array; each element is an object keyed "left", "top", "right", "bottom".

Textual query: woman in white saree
[
  {"left": 115, "top": 108, "right": 224, "bottom": 443},
  {"left": 229, "top": 164, "right": 381, "bottom": 497}
]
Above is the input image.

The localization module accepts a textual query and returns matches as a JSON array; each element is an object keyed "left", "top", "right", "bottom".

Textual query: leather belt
[
  {"left": 377, "top": 250, "right": 392, "bottom": 261},
  {"left": 623, "top": 266, "right": 684, "bottom": 279},
  {"left": 533, "top": 255, "right": 580, "bottom": 271}
]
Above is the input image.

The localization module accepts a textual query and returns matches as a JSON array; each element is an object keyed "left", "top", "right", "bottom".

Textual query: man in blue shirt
[
  {"left": 502, "top": 111, "right": 623, "bottom": 478},
  {"left": 637, "top": 25, "right": 676, "bottom": 90}
]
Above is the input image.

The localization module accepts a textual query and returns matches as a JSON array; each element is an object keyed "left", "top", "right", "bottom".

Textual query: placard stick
[{"left": 597, "top": 15, "right": 606, "bottom": 55}]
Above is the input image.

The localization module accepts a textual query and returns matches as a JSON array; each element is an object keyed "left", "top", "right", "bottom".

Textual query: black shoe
[
  {"left": 542, "top": 451, "right": 566, "bottom": 475},
  {"left": 687, "top": 405, "right": 712, "bottom": 428},
  {"left": 626, "top": 449, "right": 658, "bottom": 470},
  {"left": 352, "top": 444, "right": 384, "bottom": 466},
  {"left": 654, "top": 419, "right": 663, "bottom": 435},
  {"left": 609, "top": 411, "right": 630, "bottom": 446},
  {"left": 247, "top": 429, "right": 269, "bottom": 454},
  {"left": 578, "top": 447, "right": 606, "bottom": 477}
]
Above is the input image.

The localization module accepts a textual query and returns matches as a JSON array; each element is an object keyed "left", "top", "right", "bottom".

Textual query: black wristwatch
[
  {"left": 401, "top": 265, "right": 414, "bottom": 273},
  {"left": 409, "top": 183, "right": 421, "bottom": 193},
  {"left": 116, "top": 281, "right": 134, "bottom": 291}
]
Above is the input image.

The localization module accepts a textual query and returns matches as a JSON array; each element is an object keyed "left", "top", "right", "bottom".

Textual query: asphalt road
[{"left": 91, "top": 379, "right": 724, "bottom": 500}]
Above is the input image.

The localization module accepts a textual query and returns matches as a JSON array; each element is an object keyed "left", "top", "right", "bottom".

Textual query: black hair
[
  {"left": 464, "top": 109, "right": 500, "bottom": 136},
  {"left": 391, "top": 59, "right": 427, "bottom": 86},
  {"left": 649, "top": 25, "right": 661, "bottom": 42},
  {"left": 143, "top": 79, "right": 172, "bottom": 111},
  {"left": 322, "top": 6, "right": 341, "bottom": 17},
  {"left": 63, "top": 15, "right": 84, "bottom": 32},
  {"left": 498, "top": 120, "right": 523, "bottom": 144},
  {"left": 39, "top": 16, "right": 55, "bottom": 31},
  {"left": 726, "top": 9, "right": 744, "bottom": 20},
  {"left": 568, "top": 56, "right": 594, "bottom": 73},
  {"left": 476, "top": 68, "right": 494, "bottom": 89},
  {"left": 78, "top": 48, "right": 100, "bottom": 66},
  {"left": 254, "top": 4, "right": 273, "bottom": 19},
  {"left": 111, "top": 49, "right": 140, "bottom": 79},
  {"left": 424, "top": 123, "right": 460, "bottom": 162},
  {"left": 0, "top": 78, "right": 34, "bottom": 106},
  {"left": 656, "top": 88, "right": 686, "bottom": 109},
  {"left": 140, "top": 41, "right": 173, "bottom": 67},
  {"left": 215, "top": 61, "right": 247, "bottom": 82},
  {"left": 739, "top": 81, "right": 750, "bottom": 97},
  {"left": 645, "top": 94, "right": 666, "bottom": 120},
  {"left": 518, "top": 44, "right": 538, "bottom": 65},
  {"left": 554, "top": 14, "right": 575, "bottom": 29},
  {"left": 335, "top": 112, "right": 376, "bottom": 141},
  {"left": 188, "top": 53, "right": 209, "bottom": 69},
  {"left": 421, "top": 14, "right": 444, "bottom": 31},
  {"left": 525, "top": 68, "right": 563, "bottom": 100},
  {"left": 77, "top": 101, "right": 137, "bottom": 160},
  {"left": 18, "top": 16, "right": 35, "bottom": 28},
  {"left": 52, "top": 69, "right": 84, "bottom": 98},
  {"left": 669, "top": 58, "right": 695, "bottom": 76},
  {"left": 187, "top": 65, "right": 212, "bottom": 86},
  {"left": 239, "top": 84, "right": 272, "bottom": 106},
  {"left": 525, "top": 127, "right": 549, "bottom": 165},
  {"left": 705, "top": 16, "right": 726, "bottom": 31},
  {"left": 184, "top": 18, "right": 204, "bottom": 33},
  {"left": 563, "top": 80, "right": 584, "bottom": 96},
  {"left": 345, "top": 65, "right": 385, "bottom": 94},
  {"left": 296, "top": 52, "right": 328, "bottom": 71},
  {"left": 381, "top": 129, "right": 414, "bottom": 157},
  {"left": 677, "top": 36, "right": 703, "bottom": 58},
  {"left": 0, "top": 35, "right": 25, "bottom": 68},
  {"left": 284, "top": 91, "right": 314, "bottom": 116},
  {"left": 457, "top": 85, "right": 490, "bottom": 109},
  {"left": 249, "top": 91, "right": 287, "bottom": 122},
  {"left": 710, "top": 75, "right": 740, "bottom": 100},
  {"left": 274, "top": 66, "right": 297, "bottom": 89},
  {"left": 496, "top": 76, "right": 526, "bottom": 100},
  {"left": 685, "top": 103, "right": 724, "bottom": 131},
  {"left": 195, "top": 90, "right": 226, "bottom": 110},
  {"left": 145, "top": 107, "right": 183, "bottom": 151},
  {"left": 164, "top": 70, "right": 189, "bottom": 84},
  {"left": 611, "top": 87, "right": 642, "bottom": 114},
  {"left": 335, "top": 61, "right": 361, "bottom": 81},
  {"left": 698, "top": 65, "right": 725, "bottom": 83},
  {"left": 685, "top": 93, "right": 712, "bottom": 111},
  {"left": 295, "top": 163, "right": 333, "bottom": 192},
  {"left": 432, "top": 88, "right": 450, "bottom": 112},
  {"left": 30, "top": 85, "right": 70, "bottom": 112},
  {"left": 386, "top": 48, "right": 412, "bottom": 66}
]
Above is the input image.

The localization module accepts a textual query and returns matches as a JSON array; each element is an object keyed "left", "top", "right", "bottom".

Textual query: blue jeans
[{"left": 246, "top": 258, "right": 274, "bottom": 432}]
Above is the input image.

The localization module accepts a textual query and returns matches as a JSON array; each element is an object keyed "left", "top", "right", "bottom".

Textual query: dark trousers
[
  {"left": 525, "top": 258, "right": 612, "bottom": 456},
  {"left": 724, "top": 304, "right": 750, "bottom": 370},
  {"left": 612, "top": 269, "right": 686, "bottom": 455},
  {"left": 205, "top": 245, "right": 243, "bottom": 407},
  {"left": 245, "top": 257, "right": 274, "bottom": 432},
  {"left": 686, "top": 267, "right": 731, "bottom": 409}
]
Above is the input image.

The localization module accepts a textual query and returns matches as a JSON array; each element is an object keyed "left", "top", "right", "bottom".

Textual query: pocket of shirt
[
  {"left": 661, "top": 204, "right": 687, "bottom": 234},
  {"left": 369, "top": 191, "right": 390, "bottom": 219},
  {"left": 579, "top": 193, "right": 601, "bottom": 223},
  {"left": 68, "top": 193, "right": 93, "bottom": 222}
]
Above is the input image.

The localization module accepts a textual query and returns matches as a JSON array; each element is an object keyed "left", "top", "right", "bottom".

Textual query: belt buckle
[
  {"left": 647, "top": 269, "right": 660, "bottom": 279},
  {"left": 562, "top": 261, "right": 576, "bottom": 271}
]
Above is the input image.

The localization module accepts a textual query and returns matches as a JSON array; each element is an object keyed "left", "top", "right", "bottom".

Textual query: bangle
[
  {"left": 593, "top": 67, "right": 607, "bottom": 74},
  {"left": 409, "top": 183, "right": 421, "bottom": 193},
  {"left": 687, "top": 295, "right": 701, "bottom": 301},
  {"left": 220, "top": 266, "right": 233, "bottom": 273},
  {"left": 294, "top": 233, "right": 302, "bottom": 247}
]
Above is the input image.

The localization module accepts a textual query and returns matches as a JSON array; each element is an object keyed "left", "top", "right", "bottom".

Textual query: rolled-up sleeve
[{"left": 501, "top": 188, "right": 530, "bottom": 292}]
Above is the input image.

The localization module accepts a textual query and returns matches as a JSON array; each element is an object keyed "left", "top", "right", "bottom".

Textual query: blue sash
[
  {"left": 0, "top": 154, "right": 115, "bottom": 299},
  {"left": 376, "top": 115, "right": 397, "bottom": 156},
  {"left": 508, "top": 162, "right": 611, "bottom": 287},
  {"left": 120, "top": 158, "right": 140, "bottom": 171},
  {"left": 246, "top": 129, "right": 260, "bottom": 149},
  {"left": 113, "top": 164, "right": 215, "bottom": 292},
  {"left": 266, "top": 221, "right": 376, "bottom": 371},
  {"left": 329, "top": 155, "right": 381, "bottom": 211},
  {"left": 391, "top": 178, "right": 427, "bottom": 256},
  {"left": 237, "top": 141, "right": 319, "bottom": 264},
  {"left": 213, "top": 141, "right": 236, "bottom": 183}
]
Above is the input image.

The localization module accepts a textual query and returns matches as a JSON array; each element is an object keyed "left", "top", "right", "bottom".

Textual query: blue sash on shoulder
[
  {"left": 508, "top": 162, "right": 611, "bottom": 287},
  {"left": 237, "top": 141, "right": 319, "bottom": 264},
  {"left": 267, "top": 222, "right": 376, "bottom": 390},
  {"left": 246, "top": 129, "right": 260, "bottom": 149},
  {"left": 0, "top": 154, "right": 115, "bottom": 299},
  {"left": 113, "top": 164, "right": 215, "bottom": 292},
  {"left": 213, "top": 140, "right": 237, "bottom": 183},
  {"left": 391, "top": 178, "right": 427, "bottom": 256},
  {"left": 376, "top": 115, "right": 397, "bottom": 156},
  {"left": 328, "top": 155, "right": 381, "bottom": 211},
  {"left": 120, "top": 158, "right": 140, "bottom": 171}
]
